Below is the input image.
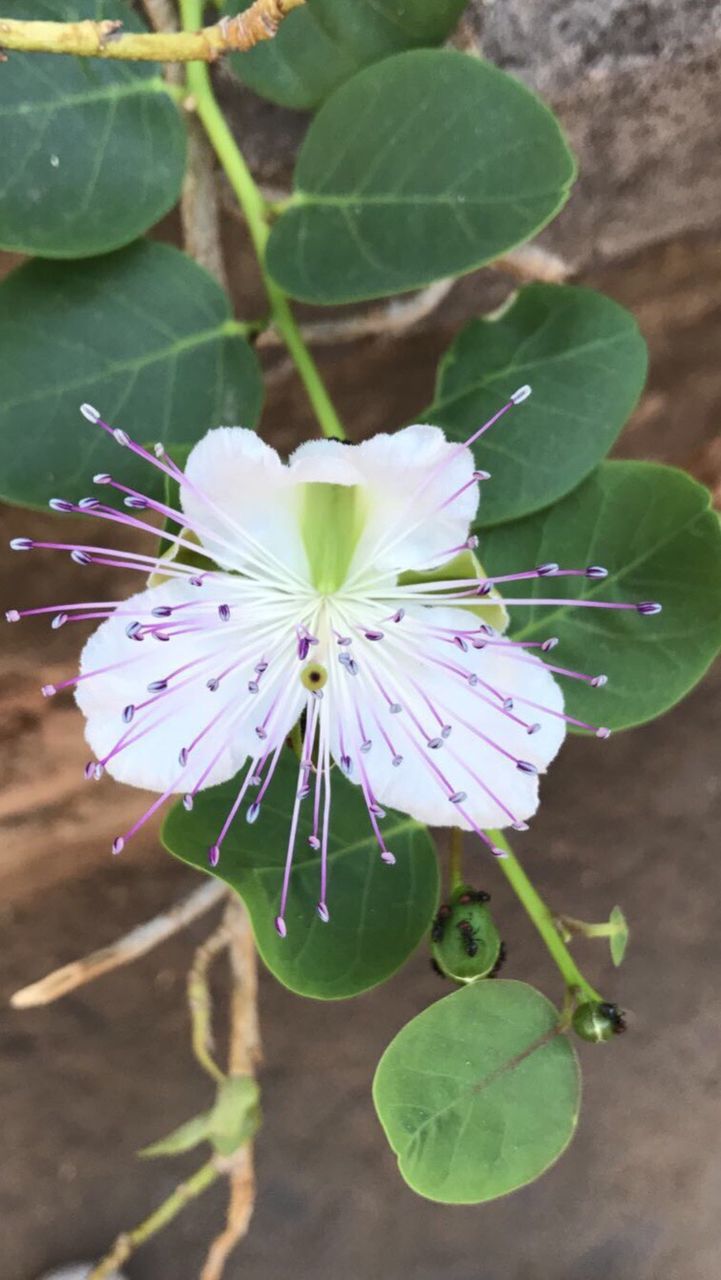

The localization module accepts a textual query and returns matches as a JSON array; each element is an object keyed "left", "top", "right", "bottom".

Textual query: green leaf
[
  {"left": 0, "top": 0, "right": 186, "bottom": 257},
  {"left": 266, "top": 51, "right": 576, "bottom": 305},
  {"left": 226, "top": 0, "right": 467, "bottom": 111},
  {"left": 373, "top": 980, "right": 580, "bottom": 1203},
  {"left": 162, "top": 751, "right": 440, "bottom": 1000},
  {"left": 481, "top": 462, "right": 721, "bottom": 730},
  {"left": 139, "top": 1111, "right": 212, "bottom": 1158},
  {"left": 0, "top": 241, "right": 263, "bottom": 510},
  {"left": 209, "top": 1076, "right": 261, "bottom": 1156},
  {"left": 426, "top": 285, "right": 648, "bottom": 527},
  {"left": 609, "top": 905, "right": 629, "bottom": 967}
]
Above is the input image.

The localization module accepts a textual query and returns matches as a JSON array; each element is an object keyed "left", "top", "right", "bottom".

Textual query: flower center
[{"left": 300, "top": 482, "right": 368, "bottom": 594}]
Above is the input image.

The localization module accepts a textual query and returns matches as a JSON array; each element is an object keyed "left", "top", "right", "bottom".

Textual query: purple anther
[
  {"left": 441, "top": 725, "right": 452, "bottom": 739},
  {"left": 476, "top": 582, "right": 492, "bottom": 597},
  {"left": 248, "top": 680, "right": 259, "bottom": 694},
  {"left": 466, "top": 535, "right": 479, "bottom": 550},
  {"left": 5, "top": 609, "right": 20, "bottom": 623},
  {"left": 527, "top": 722, "right": 542, "bottom": 735},
  {"left": 208, "top": 844, "right": 220, "bottom": 867},
  {"left": 389, "top": 702, "right": 402, "bottom": 714},
  {"left": 503, "top": 697, "right": 514, "bottom": 710},
  {"left": 427, "top": 737, "right": 443, "bottom": 750},
  {"left": 51, "top": 613, "right": 68, "bottom": 629},
  {"left": 255, "top": 661, "right": 268, "bottom": 675},
  {"left": 541, "top": 637, "right": 559, "bottom": 652},
  {"left": 78, "top": 497, "right": 100, "bottom": 511},
  {"left": 392, "top": 608, "right": 405, "bottom": 623},
  {"left": 183, "top": 794, "right": 194, "bottom": 811},
  {"left": 42, "top": 683, "right": 57, "bottom": 698},
  {"left": 113, "top": 428, "right": 130, "bottom": 447},
  {"left": 275, "top": 915, "right": 287, "bottom": 938},
  {"left": 207, "top": 678, "right": 220, "bottom": 692},
  {"left": 316, "top": 902, "right": 330, "bottom": 923},
  {"left": 125, "top": 496, "right": 148, "bottom": 510},
  {"left": 122, "top": 704, "right": 134, "bottom": 724},
  {"left": 510, "top": 384, "right": 532, "bottom": 405},
  {"left": 297, "top": 637, "right": 311, "bottom": 661},
  {"left": 381, "top": 851, "right": 396, "bottom": 866},
  {"left": 360, "top": 739, "right": 372, "bottom": 754},
  {"left": 83, "top": 761, "right": 95, "bottom": 779},
  {"left": 454, "top": 635, "right": 469, "bottom": 652},
  {"left": 49, "top": 498, "right": 73, "bottom": 513},
  {"left": 125, "top": 621, "right": 142, "bottom": 640},
  {"left": 308, "top": 835, "right": 321, "bottom": 850},
  {"left": 449, "top": 791, "right": 467, "bottom": 804},
  {"left": 392, "top": 754, "right": 403, "bottom": 767},
  {"left": 148, "top": 679, "right": 168, "bottom": 692},
  {"left": 365, "top": 630, "right": 384, "bottom": 641},
  {"left": 111, "top": 836, "right": 125, "bottom": 855},
  {"left": 637, "top": 601, "right": 662, "bottom": 615},
  {"left": 536, "top": 562, "right": 559, "bottom": 576},
  {"left": 218, "top": 603, "right": 231, "bottom": 622},
  {"left": 255, "top": 726, "right": 267, "bottom": 740},
  {"left": 10, "top": 538, "right": 33, "bottom": 551},
  {"left": 591, "top": 674, "right": 608, "bottom": 688},
  {"left": 246, "top": 801, "right": 261, "bottom": 824},
  {"left": 80, "top": 403, "right": 102, "bottom": 423},
  {"left": 512, "top": 821, "right": 530, "bottom": 832},
  {"left": 152, "top": 606, "right": 173, "bottom": 619},
  {"left": 71, "top": 550, "right": 92, "bottom": 565},
  {"left": 596, "top": 726, "right": 611, "bottom": 739},
  {"left": 586, "top": 565, "right": 608, "bottom": 579},
  {"left": 340, "top": 755, "right": 352, "bottom": 776},
  {"left": 516, "top": 760, "right": 538, "bottom": 775},
  {"left": 468, "top": 674, "right": 479, "bottom": 686},
  {"left": 178, "top": 747, "right": 189, "bottom": 767},
  {"left": 369, "top": 802, "right": 386, "bottom": 818},
  {"left": 93, "top": 763, "right": 104, "bottom": 781},
  {"left": 93, "top": 473, "right": 112, "bottom": 485},
  {"left": 473, "top": 469, "right": 492, "bottom": 481}
]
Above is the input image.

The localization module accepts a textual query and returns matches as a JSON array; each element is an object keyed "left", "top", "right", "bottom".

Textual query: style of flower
[{"left": 8, "top": 392, "right": 661, "bottom": 936}]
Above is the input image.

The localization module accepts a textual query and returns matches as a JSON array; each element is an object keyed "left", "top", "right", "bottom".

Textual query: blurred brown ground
[{"left": 2, "top": 2, "right": 721, "bottom": 1276}]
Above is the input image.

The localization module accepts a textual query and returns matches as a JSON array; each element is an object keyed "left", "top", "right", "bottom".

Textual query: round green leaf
[
  {"left": 426, "top": 284, "right": 648, "bottom": 527},
  {"left": 162, "top": 751, "right": 439, "bottom": 1000},
  {"left": 226, "top": 0, "right": 467, "bottom": 111},
  {"left": 0, "top": 0, "right": 186, "bottom": 257},
  {"left": 267, "top": 51, "right": 576, "bottom": 304},
  {"left": 0, "top": 241, "right": 263, "bottom": 510},
  {"left": 373, "top": 980, "right": 580, "bottom": 1203},
  {"left": 481, "top": 461, "right": 721, "bottom": 730}
]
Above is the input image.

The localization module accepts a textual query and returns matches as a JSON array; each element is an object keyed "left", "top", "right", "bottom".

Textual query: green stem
[
  {"left": 489, "top": 830, "right": 601, "bottom": 1002},
  {"left": 179, "top": 0, "right": 346, "bottom": 442},
  {"left": 448, "top": 827, "right": 464, "bottom": 893},
  {"left": 88, "top": 1159, "right": 219, "bottom": 1279}
]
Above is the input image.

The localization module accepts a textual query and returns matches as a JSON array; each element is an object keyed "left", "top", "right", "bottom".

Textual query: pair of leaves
[
  {"left": 0, "top": 241, "right": 263, "bottom": 509},
  {"left": 0, "top": 0, "right": 185, "bottom": 258},
  {"left": 374, "top": 981, "right": 580, "bottom": 1203},
  {"left": 226, "top": 0, "right": 467, "bottom": 110},
  {"left": 141, "top": 1076, "right": 260, "bottom": 1160},
  {"left": 163, "top": 751, "right": 439, "bottom": 1000}
]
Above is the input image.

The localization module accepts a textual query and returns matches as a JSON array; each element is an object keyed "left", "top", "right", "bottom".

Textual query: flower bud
[
  {"left": 572, "top": 1001, "right": 626, "bottom": 1043},
  {"left": 430, "top": 885, "right": 504, "bottom": 983}
]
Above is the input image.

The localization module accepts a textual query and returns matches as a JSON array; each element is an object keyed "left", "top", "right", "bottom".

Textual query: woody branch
[{"left": 0, "top": 0, "right": 305, "bottom": 62}]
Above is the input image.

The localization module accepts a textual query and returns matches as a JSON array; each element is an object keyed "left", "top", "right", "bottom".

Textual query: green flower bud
[
  {"left": 572, "top": 1001, "right": 627, "bottom": 1043},
  {"left": 430, "top": 885, "right": 504, "bottom": 983}
]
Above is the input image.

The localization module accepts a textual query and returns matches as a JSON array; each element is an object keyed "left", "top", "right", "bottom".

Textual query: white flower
[{"left": 9, "top": 392, "right": 659, "bottom": 935}]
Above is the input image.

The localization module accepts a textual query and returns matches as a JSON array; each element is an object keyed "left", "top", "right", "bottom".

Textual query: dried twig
[
  {"left": 201, "top": 896, "right": 260, "bottom": 1280},
  {"left": 182, "top": 116, "right": 229, "bottom": 289},
  {"left": 11, "top": 879, "right": 226, "bottom": 1009},
  {"left": 0, "top": 0, "right": 305, "bottom": 61}
]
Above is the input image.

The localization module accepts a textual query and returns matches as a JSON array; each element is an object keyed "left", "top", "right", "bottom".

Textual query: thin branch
[
  {"left": 11, "top": 879, "right": 226, "bottom": 1009},
  {"left": 0, "top": 0, "right": 305, "bottom": 62},
  {"left": 187, "top": 914, "right": 232, "bottom": 1085},
  {"left": 87, "top": 1158, "right": 220, "bottom": 1280},
  {"left": 495, "top": 243, "right": 572, "bottom": 284},
  {"left": 182, "top": 113, "right": 229, "bottom": 289},
  {"left": 201, "top": 1150, "right": 254, "bottom": 1280},
  {"left": 142, "top": 0, "right": 179, "bottom": 33},
  {"left": 257, "top": 278, "right": 457, "bottom": 349}
]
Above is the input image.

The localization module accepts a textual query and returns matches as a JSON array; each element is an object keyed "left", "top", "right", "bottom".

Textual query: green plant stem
[
  {"left": 180, "top": 0, "right": 346, "bottom": 442},
  {"left": 489, "top": 830, "right": 601, "bottom": 1002},
  {"left": 87, "top": 1159, "right": 219, "bottom": 1279},
  {"left": 448, "top": 827, "right": 464, "bottom": 893}
]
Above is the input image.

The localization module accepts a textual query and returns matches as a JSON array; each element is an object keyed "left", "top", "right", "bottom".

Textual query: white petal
[
  {"left": 326, "top": 605, "right": 565, "bottom": 832},
  {"left": 75, "top": 577, "right": 305, "bottom": 793},
  {"left": 180, "top": 427, "right": 309, "bottom": 579}
]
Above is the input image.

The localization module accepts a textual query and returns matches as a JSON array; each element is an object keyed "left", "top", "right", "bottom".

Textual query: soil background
[{"left": 2, "top": 3, "right": 721, "bottom": 1278}]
